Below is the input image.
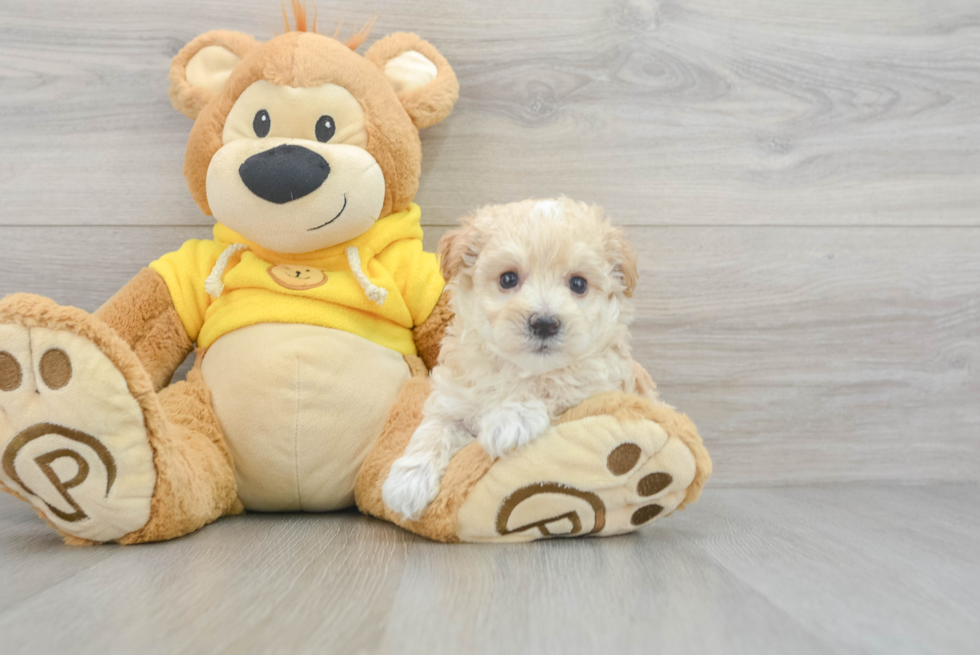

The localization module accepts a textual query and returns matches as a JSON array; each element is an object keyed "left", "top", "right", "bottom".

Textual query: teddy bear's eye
[
  {"left": 315, "top": 115, "right": 336, "bottom": 143},
  {"left": 569, "top": 276, "right": 588, "bottom": 295},
  {"left": 499, "top": 271, "right": 520, "bottom": 290},
  {"left": 253, "top": 110, "right": 270, "bottom": 138}
]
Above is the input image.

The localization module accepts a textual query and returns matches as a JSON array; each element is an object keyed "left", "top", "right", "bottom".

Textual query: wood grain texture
[
  {"left": 1, "top": 225, "right": 977, "bottom": 485},
  {"left": 0, "top": 486, "right": 976, "bottom": 654},
  {"left": 1, "top": 0, "right": 979, "bottom": 227}
]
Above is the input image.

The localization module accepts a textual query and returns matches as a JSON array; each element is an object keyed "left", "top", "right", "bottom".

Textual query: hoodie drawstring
[
  {"left": 205, "top": 243, "right": 249, "bottom": 299},
  {"left": 347, "top": 247, "right": 388, "bottom": 306}
]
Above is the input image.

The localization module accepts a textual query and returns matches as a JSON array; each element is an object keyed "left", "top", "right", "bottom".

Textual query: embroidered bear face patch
[{"left": 267, "top": 264, "right": 328, "bottom": 290}]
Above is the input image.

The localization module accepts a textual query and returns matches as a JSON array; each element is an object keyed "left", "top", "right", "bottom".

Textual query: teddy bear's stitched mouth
[{"left": 307, "top": 194, "right": 347, "bottom": 231}]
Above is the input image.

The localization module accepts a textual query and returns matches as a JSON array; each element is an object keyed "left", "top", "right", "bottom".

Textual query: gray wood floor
[
  {"left": 1, "top": 1, "right": 978, "bottom": 653},
  {"left": 1, "top": 487, "right": 977, "bottom": 654}
]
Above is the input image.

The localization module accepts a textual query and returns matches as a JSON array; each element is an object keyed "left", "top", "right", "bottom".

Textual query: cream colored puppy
[{"left": 383, "top": 198, "right": 654, "bottom": 520}]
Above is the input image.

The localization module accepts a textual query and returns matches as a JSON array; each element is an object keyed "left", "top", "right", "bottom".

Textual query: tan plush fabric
[
  {"left": 356, "top": 382, "right": 712, "bottom": 543},
  {"left": 186, "top": 46, "right": 244, "bottom": 100},
  {"left": 381, "top": 51, "right": 438, "bottom": 94},
  {"left": 456, "top": 394, "right": 700, "bottom": 542},
  {"left": 355, "top": 376, "right": 492, "bottom": 543},
  {"left": 168, "top": 30, "right": 257, "bottom": 119},
  {"left": 412, "top": 290, "right": 453, "bottom": 371},
  {"left": 0, "top": 295, "right": 240, "bottom": 545},
  {"left": 202, "top": 323, "right": 410, "bottom": 512},
  {"left": 364, "top": 33, "right": 460, "bottom": 130},
  {"left": 94, "top": 268, "right": 193, "bottom": 391},
  {"left": 403, "top": 354, "right": 429, "bottom": 378},
  {"left": 0, "top": 324, "right": 156, "bottom": 543},
  {"left": 122, "top": 356, "right": 242, "bottom": 544},
  {"left": 558, "top": 393, "right": 712, "bottom": 508}
]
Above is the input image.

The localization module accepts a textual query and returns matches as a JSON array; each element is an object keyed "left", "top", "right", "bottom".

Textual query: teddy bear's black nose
[{"left": 239, "top": 145, "right": 330, "bottom": 204}]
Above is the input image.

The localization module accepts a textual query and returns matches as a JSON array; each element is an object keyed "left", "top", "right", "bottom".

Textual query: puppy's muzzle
[
  {"left": 529, "top": 315, "right": 561, "bottom": 339},
  {"left": 239, "top": 144, "right": 330, "bottom": 204}
]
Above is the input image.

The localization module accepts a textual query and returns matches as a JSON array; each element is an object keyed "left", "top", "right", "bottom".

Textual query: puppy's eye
[
  {"left": 569, "top": 276, "right": 588, "bottom": 295},
  {"left": 499, "top": 271, "right": 520, "bottom": 290},
  {"left": 253, "top": 110, "right": 271, "bottom": 138},
  {"left": 315, "top": 115, "right": 336, "bottom": 143}
]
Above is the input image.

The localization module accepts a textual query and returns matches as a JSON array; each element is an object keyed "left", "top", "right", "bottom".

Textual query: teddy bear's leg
[
  {"left": 118, "top": 362, "right": 241, "bottom": 545},
  {"left": 355, "top": 378, "right": 711, "bottom": 543},
  {"left": 0, "top": 294, "right": 239, "bottom": 545}
]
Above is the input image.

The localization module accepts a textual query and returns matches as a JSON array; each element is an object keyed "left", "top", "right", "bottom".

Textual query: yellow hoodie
[{"left": 149, "top": 203, "right": 444, "bottom": 355}]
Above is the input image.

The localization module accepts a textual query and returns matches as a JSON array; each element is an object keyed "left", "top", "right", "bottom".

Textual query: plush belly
[{"left": 202, "top": 323, "right": 410, "bottom": 512}]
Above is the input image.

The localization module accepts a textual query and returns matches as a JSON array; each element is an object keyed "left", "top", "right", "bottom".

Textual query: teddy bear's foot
[
  {"left": 358, "top": 379, "right": 711, "bottom": 543},
  {"left": 0, "top": 298, "right": 157, "bottom": 543},
  {"left": 454, "top": 393, "right": 702, "bottom": 543}
]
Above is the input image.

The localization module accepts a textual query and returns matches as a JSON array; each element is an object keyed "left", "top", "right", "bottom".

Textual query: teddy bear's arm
[
  {"left": 374, "top": 237, "right": 449, "bottom": 371},
  {"left": 93, "top": 268, "right": 194, "bottom": 391},
  {"left": 412, "top": 290, "right": 453, "bottom": 370}
]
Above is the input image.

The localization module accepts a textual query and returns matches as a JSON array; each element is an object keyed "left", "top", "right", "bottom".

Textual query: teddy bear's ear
[
  {"left": 365, "top": 33, "right": 459, "bottom": 130},
  {"left": 168, "top": 30, "right": 257, "bottom": 119}
]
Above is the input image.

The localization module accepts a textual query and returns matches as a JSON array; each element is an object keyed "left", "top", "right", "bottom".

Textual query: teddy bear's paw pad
[
  {"left": 0, "top": 325, "right": 156, "bottom": 542},
  {"left": 455, "top": 414, "right": 696, "bottom": 543}
]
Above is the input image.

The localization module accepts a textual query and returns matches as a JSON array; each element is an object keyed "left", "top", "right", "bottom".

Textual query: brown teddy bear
[{"left": 0, "top": 6, "right": 711, "bottom": 545}]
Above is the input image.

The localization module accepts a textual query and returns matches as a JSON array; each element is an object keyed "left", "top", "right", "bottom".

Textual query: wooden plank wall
[{"left": 1, "top": 0, "right": 977, "bottom": 485}]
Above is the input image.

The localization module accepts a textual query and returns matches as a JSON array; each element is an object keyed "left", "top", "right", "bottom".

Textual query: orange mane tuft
[{"left": 281, "top": 1, "right": 374, "bottom": 50}]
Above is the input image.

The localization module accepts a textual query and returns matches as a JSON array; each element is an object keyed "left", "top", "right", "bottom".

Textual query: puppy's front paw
[
  {"left": 478, "top": 402, "right": 552, "bottom": 459},
  {"left": 382, "top": 454, "right": 442, "bottom": 520}
]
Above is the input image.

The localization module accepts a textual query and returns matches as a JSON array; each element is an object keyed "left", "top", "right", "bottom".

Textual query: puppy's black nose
[
  {"left": 530, "top": 315, "right": 561, "bottom": 339},
  {"left": 239, "top": 144, "right": 330, "bottom": 204}
]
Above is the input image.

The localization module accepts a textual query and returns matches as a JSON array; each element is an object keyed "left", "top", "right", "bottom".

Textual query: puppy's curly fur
[{"left": 383, "top": 198, "right": 654, "bottom": 519}]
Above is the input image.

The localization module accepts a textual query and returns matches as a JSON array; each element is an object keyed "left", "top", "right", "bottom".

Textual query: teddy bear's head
[{"left": 167, "top": 7, "right": 457, "bottom": 254}]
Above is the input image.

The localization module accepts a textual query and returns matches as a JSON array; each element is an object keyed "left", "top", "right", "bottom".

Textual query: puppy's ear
[
  {"left": 437, "top": 219, "right": 483, "bottom": 282},
  {"left": 606, "top": 226, "right": 639, "bottom": 298}
]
